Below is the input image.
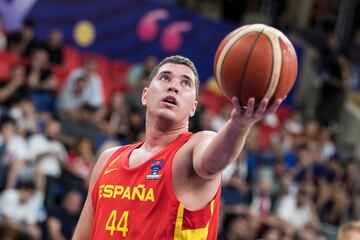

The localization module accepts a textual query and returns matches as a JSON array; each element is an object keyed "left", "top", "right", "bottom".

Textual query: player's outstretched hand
[{"left": 230, "top": 97, "right": 282, "bottom": 130}]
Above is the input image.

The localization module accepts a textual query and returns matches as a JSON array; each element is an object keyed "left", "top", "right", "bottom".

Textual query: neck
[{"left": 143, "top": 114, "right": 188, "bottom": 150}]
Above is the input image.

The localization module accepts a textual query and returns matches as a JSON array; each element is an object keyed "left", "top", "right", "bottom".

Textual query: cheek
[{"left": 183, "top": 95, "right": 197, "bottom": 110}]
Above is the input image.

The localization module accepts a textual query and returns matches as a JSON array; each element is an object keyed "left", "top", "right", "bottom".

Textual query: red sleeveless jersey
[{"left": 91, "top": 132, "right": 221, "bottom": 239}]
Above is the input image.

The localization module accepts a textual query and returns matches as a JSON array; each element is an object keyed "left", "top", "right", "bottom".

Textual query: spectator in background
[
  {"left": 27, "top": 118, "right": 69, "bottom": 210},
  {"left": 337, "top": 221, "right": 360, "bottom": 240},
  {"left": 249, "top": 178, "right": 284, "bottom": 238},
  {"left": 127, "top": 55, "right": 157, "bottom": 87},
  {"left": 43, "top": 29, "right": 64, "bottom": 65},
  {"left": 211, "top": 104, "right": 231, "bottom": 132},
  {"left": 294, "top": 119, "right": 318, "bottom": 152},
  {"left": 60, "top": 104, "right": 101, "bottom": 146},
  {"left": 0, "top": 116, "right": 33, "bottom": 189},
  {"left": 60, "top": 58, "right": 104, "bottom": 110},
  {"left": 26, "top": 48, "right": 57, "bottom": 112},
  {"left": 127, "top": 108, "right": 145, "bottom": 142},
  {"left": 0, "top": 15, "right": 7, "bottom": 51},
  {"left": 316, "top": 127, "right": 336, "bottom": 162},
  {"left": 94, "top": 91, "right": 129, "bottom": 143},
  {"left": 28, "top": 118, "right": 68, "bottom": 179},
  {"left": 250, "top": 178, "right": 275, "bottom": 218},
  {"left": 317, "top": 157, "right": 352, "bottom": 225},
  {"left": 316, "top": 34, "right": 351, "bottom": 128},
  {"left": 222, "top": 151, "right": 248, "bottom": 184},
  {"left": 46, "top": 190, "right": 83, "bottom": 240},
  {"left": 224, "top": 214, "right": 252, "bottom": 240},
  {"left": 63, "top": 137, "right": 95, "bottom": 191},
  {"left": 57, "top": 74, "right": 90, "bottom": 119},
  {"left": 9, "top": 97, "right": 42, "bottom": 137},
  {"left": 0, "top": 64, "right": 29, "bottom": 108},
  {"left": 289, "top": 142, "right": 315, "bottom": 183},
  {"left": 124, "top": 71, "right": 148, "bottom": 112},
  {"left": 0, "top": 181, "right": 45, "bottom": 240},
  {"left": 270, "top": 126, "right": 294, "bottom": 154},
  {"left": 344, "top": 160, "right": 360, "bottom": 222},
  {"left": 26, "top": 48, "right": 56, "bottom": 93},
  {"left": 276, "top": 187, "right": 320, "bottom": 232},
  {"left": 221, "top": 172, "right": 250, "bottom": 216},
  {"left": 7, "top": 19, "right": 38, "bottom": 57}
]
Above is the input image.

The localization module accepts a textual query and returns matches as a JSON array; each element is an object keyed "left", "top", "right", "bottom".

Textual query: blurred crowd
[{"left": 0, "top": 7, "right": 359, "bottom": 240}]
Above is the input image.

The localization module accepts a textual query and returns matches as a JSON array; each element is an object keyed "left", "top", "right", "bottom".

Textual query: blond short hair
[{"left": 338, "top": 221, "right": 360, "bottom": 240}]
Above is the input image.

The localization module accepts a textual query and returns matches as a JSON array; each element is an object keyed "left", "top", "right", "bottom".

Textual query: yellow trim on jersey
[{"left": 174, "top": 200, "right": 215, "bottom": 240}]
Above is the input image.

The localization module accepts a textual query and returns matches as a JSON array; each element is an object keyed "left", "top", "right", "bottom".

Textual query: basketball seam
[
  {"left": 215, "top": 25, "right": 265, "bottom": 100},
  {"left": 214, "top": 29, "right": 245, "bottom": 97},
  {"left": 258, "top": 33, "right": 274, "bottom": 103},
  {"left": 274, "top": 43, "right": 283, "bottom": 99},
  {"left": 215, "top": 32, "right": 253, "bottom": 98},
  {"left": 238, "top": 30, "right": 264, "bottom": 106},
  {"left": 261, "top": 28, "right": 283, "bottom": 101}
]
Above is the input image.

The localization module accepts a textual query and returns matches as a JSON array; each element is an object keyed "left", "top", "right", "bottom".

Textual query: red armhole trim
[
  {"left": 91, "top": 145, "right": 129, "bottom": 206},
  {"left": 164, "top": 132, "right": 194, "bottom": 204}
]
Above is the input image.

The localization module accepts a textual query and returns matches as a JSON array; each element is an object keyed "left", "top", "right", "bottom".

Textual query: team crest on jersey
[{"left": 146, "top": 160, "right": 164, "bottom": 180}]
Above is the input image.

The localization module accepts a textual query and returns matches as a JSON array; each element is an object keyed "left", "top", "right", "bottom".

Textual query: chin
[{"left": 157, "top": 111, "right": 178, "bottom": 122}]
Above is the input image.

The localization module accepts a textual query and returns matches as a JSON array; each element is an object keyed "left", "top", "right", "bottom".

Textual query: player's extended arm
[
  {"left": 193, "top": 97, "right": 282, "bottom": 179},
  {"left": 72, "top": 147, "right": 119, "bottom": 240}
]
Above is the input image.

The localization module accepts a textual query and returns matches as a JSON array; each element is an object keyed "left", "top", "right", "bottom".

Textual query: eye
[
  {"left": 160, "top": 75, "right": 170, "bottom": 81},
  {"left": 182, "top": 80, "right": 191, "bottom": 87}
]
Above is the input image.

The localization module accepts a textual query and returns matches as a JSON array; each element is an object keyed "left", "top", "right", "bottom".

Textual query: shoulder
[
  {"left": 28, "top": 134, "right": 44, "bottom": 143},
  {"left": 0, "top": 189, "right": 18, "bottom": 203},
  {"left": 188, "top": 130, "right": 216, "bottom": 145},
  {"left": 88, "top": 146, "right": 122, "bottom": 193},
  {"left": 175, "top": 131, "right": 216, "bottom": 158},
  {"left": 66, "top": 69, "right": 84, "bottom": 84},
  {"left": 96, "top": 146, "right": 122, "bottom": 167}
]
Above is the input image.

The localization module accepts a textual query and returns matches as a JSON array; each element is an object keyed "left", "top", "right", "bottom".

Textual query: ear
[
  {"left": 190, "top": 100, "right": 198, "bottom": 117},
  {"left": 141, "top": 87, "right": 148, "bottom": 106}
]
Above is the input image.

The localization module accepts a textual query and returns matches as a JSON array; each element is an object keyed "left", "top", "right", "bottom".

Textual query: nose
[{"left": 167, "top": 81, "right": 179, "bottom": 94}]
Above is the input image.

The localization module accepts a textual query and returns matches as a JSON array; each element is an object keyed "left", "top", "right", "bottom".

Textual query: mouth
[{"left": 162, "top": 96, "right": 178, "bottom": 106}]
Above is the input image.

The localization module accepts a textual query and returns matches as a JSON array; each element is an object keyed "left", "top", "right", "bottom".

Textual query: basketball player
[
  {"left": 72, "top": 55, "right": 282, "bottom": 239},
  {"left": 337, "top": 221, "right": 360, "bottom": 240}
]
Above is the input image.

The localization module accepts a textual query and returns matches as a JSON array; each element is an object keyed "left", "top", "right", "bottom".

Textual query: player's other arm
[
  {"left": 72, "top": 147, "right": 119, "bottom": 240},
  {"left": 193, "top": 97, "right": 281, "bottom": 180}
]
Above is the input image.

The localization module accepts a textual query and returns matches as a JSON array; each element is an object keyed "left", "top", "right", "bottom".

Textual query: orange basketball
[{"left": 214, "top": 24, "right": 298, "bottom": 107}]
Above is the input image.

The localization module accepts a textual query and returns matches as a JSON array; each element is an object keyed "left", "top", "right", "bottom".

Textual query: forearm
[
  {"left": 193, "top": 97, "right": 281, "bottom": 179},
  {"left": 198, "top": 120, "right": 251, "bottom": 176},
  {"left": 48, "top": 218, "right": 66, "bottom": 240},
  {"left": 0, "top": 83, "right": 19, "bottom": 101}
]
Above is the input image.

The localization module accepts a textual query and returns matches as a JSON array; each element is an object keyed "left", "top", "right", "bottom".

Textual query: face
[
  {"left": 45, "top": 121, "right": 60, "bottom": 138},
  {"left": 112, "top": 92, "right": 125, "bottom": 109},
  {"left": 1, "top": 122, "right": 15, "bottom": 139},
  {"left": 19, "top": 188, "right": 34, "bottom": 203},
  {"left": 227, "top": 217, "right": 248, "bottom": 240},
  {"left": 12, "top": 65, "right": 25, "bottom": 79},
  {"left": 142, "top": 63, "right": 198, "bottom": 123},
  {"left": 64, "top": 191, "right": 83, "bottom": 214},
  {"left": 297, "top": 192, "right": 309, "bottom": 206},
  {"left": 49, "top": 29, "right": 63, "bottom": 46},
  {"left": 264, "top": 229, "right": 280, "bottom": 240},
  {"left": 84, "top": 59, "right": 97, "bottom": 73},
  {"left": 79, "top": 138, "right": 93, "bottom": 155},
  {"left": 20, "top": 99, "right": 35, "bottom": 115},
  {"left": 33, "top": 49, "right": 49, "bottom": 66},
  {"left": 259, "top": 179, "right": 272, "bottom": 196}
]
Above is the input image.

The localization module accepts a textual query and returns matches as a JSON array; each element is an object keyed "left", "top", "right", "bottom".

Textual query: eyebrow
[{"left": 158, "top": 71, "right": 193, "bottom": 82}]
